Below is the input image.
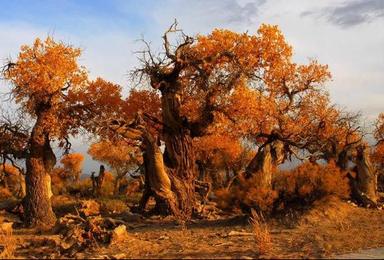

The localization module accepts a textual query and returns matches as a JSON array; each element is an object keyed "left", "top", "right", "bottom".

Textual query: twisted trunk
[
  {"left": 353, "top": 146, "right": 378, "bottom": 205},
  {"left": 135, "top": 84, "right": 196, "bottom": 219},
  {"left": 24, "top": 110, "right": 56, "bottom": 227},
  {"left": 160, "top": 85, "right": 196, "bottom": 219},
  {"left": 245, "top": 141, "right": 285, "bottom": 190}
]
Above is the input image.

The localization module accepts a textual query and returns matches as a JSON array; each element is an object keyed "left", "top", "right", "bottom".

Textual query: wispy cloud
[
  {"left": 302, "top": 0, "right": 384, "bottom": 28},
  {"left": 150, "top": 0, "right": 267, "bottom": 35}
]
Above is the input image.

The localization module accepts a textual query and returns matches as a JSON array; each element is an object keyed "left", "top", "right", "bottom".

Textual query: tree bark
[
  {"left": 114, "top": 177, "right": 122, "bottom": 196},
  {"left": 133, "top": 84, "right": 196, "bottom": 219},
  {"left": 160, "top": 85, "right": 196, "bottom": 220},
  {"left": 24, "top": 110, "right": 56, "bottom": 227},
  {"left": 245, "top": 141, "right": 285, "bottom": 190},
  {"left": 354, "top": 145, "right": 378, "bottom": 205}
]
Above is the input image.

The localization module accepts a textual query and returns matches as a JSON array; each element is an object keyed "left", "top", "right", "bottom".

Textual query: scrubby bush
[
  {"left": 274, "top": 161, "right": 350, "bottom": 209},
  {"left": 100, "top": 171, "right": 115, "bottom": 197},
  {"left": 0, "top": 164, "right": 25, "bottom": 198},
  {"left": 100, "top": 199, "right": 128, "bottom": 214},
  {"left": 0, "top": 222, "right": 15, "bottom": 258},
  {"left": 216, "top": 174, "right": 278, "bottom": 213},
  {"left": 216, "top": 161, "right": 350, "bottom": 213},
  {"left": 51, "top": 167, "right": 67, "bottom": 195},
  {"left": 250, "top": 209, "right": 272, "bottom": 254},
  {"left": 66, "top": 178, "right": 93, "bottom": 197}
]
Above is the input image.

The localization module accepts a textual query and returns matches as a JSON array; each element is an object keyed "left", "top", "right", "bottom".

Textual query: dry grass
[
  {"left": 0, "top": 223, "right": 16, "bottom": 259},
  {"left": 100, "top": 199, "right": 128, "bottom": 214},
  {"left": 250, "top": 209, "right": 272, "bottom": 255}
]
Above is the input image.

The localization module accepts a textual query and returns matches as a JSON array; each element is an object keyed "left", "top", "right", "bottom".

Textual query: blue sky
[{"left": 0, "top": 0, "right": 383, "bottom": 173}]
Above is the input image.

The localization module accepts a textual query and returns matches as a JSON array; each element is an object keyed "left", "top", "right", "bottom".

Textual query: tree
[
  {"left": 88, "top": 140, "right": 141, "bottom": 195},
  {"left": 194, "top": 134, "right": 244, "bottom": 189},
  {"left": 2, "top": 37, "right": 89, "bottom": 226},
  {"left": 1, "top": 37, "right": 123, "bottom": 226},
  {"left": 112, "top": 22, "right": 333, "bottom": 219},
  {"left": 373, "top": 113, "right": 384, "bottom": 191},
  {"left": 0, "top": 163, "right": 25, "bottom": 198},
  {"left": 60, "top": 153, "right": 84, "bottom": 183}
]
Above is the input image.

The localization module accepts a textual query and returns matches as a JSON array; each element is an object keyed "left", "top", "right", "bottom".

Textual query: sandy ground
[{"left": 1, "top": 195, "right": 384, "bottom": 259}]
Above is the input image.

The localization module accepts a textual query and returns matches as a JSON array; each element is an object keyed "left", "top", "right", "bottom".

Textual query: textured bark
[
  {"left": 160, "top": 85, "right": 196, "bottom": 220},
  {"left": 141, "top": 132, "right": 179, "bottom": 216},
  {"left": 353, "top": 146, "right": 378, "bottom": 205},
  {"left": 24, "top": 110, "right": 56, "bottom": 227},
  {"left": 245, "top": 141, "right": 285, "bottom": 189}
]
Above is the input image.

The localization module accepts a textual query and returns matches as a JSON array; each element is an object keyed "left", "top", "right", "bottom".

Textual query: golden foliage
[
  {"left": 122, "top": 89, "right": 161, "bottom": 121},
  {"left": 100, "top": 171, "right": 115, "bottom": 197},
  {"left": 217, "top": 161, "right": 350, "bottom": 213},
  {"left": 88, "top": 140, "right": 141, "bottom": 180},
  {"left": 0, "top": 164, "right": 20, "bottom": 176},
  {"left": 0, "top": 164, "right": 25, "bottom": 198},
  {"left": 60, "top": 153, "right": 84, "bottom": 177},
  {"left": 274, "top": 161, "right": 350, "bottom": 206},
  {"left": 193, "top": 134, "right": 243, "bottom": 169},
  {"left": 67, "top": 78, "right": 124, "bottom": 135},
  {"left": 0, "top": 222, "right": 16, "bottom": 258},
  {"left": 4, "top": 37, "right": 87, "bottom": 114},
  {"left": 216, "top": 174, "right": 278, "bottom": 212}
]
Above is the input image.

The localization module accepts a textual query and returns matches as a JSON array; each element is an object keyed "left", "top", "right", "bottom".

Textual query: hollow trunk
[{"left": 24, "top": 110, "right": 56, "bottom": 227}]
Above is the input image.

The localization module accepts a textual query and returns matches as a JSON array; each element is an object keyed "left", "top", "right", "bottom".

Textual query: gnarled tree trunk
[
  {"left": 245, "top": 140, "right": 285, "bottom": 190},
  {"left": 353, "top": 145, "right": 378, "bottom": 205},
  {"left": 24, "top": 110, "right": 56, "bottom": 227},
  {"left": 110, "top": 92, "right": 196, "bottom": 220},
  {"left": 159, "top": 84, "right": 196, "bottom": 219}
]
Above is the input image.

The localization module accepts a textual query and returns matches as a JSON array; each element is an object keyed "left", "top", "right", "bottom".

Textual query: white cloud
[{"left": 1, "top": 0, "right": 383, "bottom": 170}]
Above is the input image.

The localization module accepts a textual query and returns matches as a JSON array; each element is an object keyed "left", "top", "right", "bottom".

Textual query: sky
[{"left": 0, "top": 0, "right": 383, "bottom": 173}]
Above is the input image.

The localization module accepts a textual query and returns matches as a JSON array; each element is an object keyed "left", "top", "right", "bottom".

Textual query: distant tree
[
  {"left": 88, "top": 140, "right": 141, "bottom": 195},
  {"left": 60, "top": 153, "right": 84, "bottom": 183}
]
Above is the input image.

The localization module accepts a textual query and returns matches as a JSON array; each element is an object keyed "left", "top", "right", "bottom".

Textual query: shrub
[
  {"left": 0, "top": 222, "right": 16, "bottom": 258},
  {"left": 100, "top": 199, "right": 128, "bottom": 214},
  {"left": 274, "top": 161, "right": 350, "bottom": 208},
  {"left": 216, "top": 161, "right": 350, "bottom": 213},
  {"left": 250, "top": 209, "right": 272, "bottom": 255},
  {"left": 216, "top": 174, "right": 278, "bottom": 213},
  {"left": 100, "top": 171, "right": 115, "bottom": 197},
  {"left": 51, "top": 167, "right": 67, "bottom": 195},
  {"left": 66, "top": 178, "right": 93, "bottom": 197}
]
